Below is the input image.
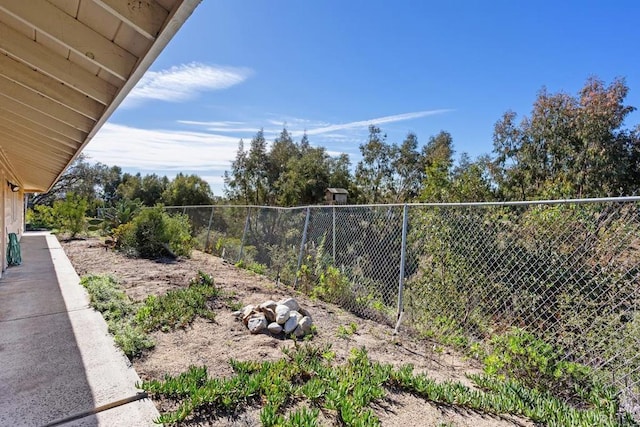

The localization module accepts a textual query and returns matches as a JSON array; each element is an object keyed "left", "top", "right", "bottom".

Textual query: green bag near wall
[{"left": 7, "top": 232, "right": 21, "bottom": 266}]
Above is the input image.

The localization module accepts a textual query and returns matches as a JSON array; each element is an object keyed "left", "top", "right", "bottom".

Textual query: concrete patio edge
[
  {"left": 45, "top": 232, "right": 161, "bottom": 426},
  {"left": 1, "top": 232, "right": 161, "bottom": 426}
]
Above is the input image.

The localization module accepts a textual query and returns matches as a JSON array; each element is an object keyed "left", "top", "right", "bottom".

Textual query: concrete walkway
[{"left": 0, "top": 232, "right": 159, "bottom": 426}]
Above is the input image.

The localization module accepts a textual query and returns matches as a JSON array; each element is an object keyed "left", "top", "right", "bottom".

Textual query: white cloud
[
  {"left": 302, "top": 110, "right": 453, "bottom": 136},
  {"left": 122, "top": 63, "right": 252, "bottom": 108},
  {"left": 266, "top": 117, "right": 330, "bottom": 129},
  {"left": 198, "top": 175, "right": 226, "bottom": 185},
  {"left": 178, "top": 120, "right": 246, "bottom": 127},
  {"left": 179, "top": 110, "right": 451, "bottom": 143},
  {"left": 86, "top": 123, "right": 239, "bottom": 171},
  {"left": 177, "top": 120, "right": 261, "bottom": 134}
]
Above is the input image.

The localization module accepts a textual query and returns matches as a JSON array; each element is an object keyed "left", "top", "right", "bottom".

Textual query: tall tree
[
  {"left": 224, "top": 139, "right": 250, "bottom": 203},
  {"left": 267, "top": 127, "right": 300, "bottom": 202},
  {"left": 328, "top": 153, "right": 353, "bottom": 190},
  {"left": 276, "top": 147, "right": 331, "bottom": 206},
  {"left": 493, "top": 77, "right": 639, "bottom": 199},
  {"left": 117, "top": 173, "right": 169, "bottom": 206},
  {"left": 449, "top": 154, "right": 495, "bottom": 202},
  {"left": 161, "top": 173, "right": 213, "bottom": 206},
  {"left": 390, "top": 132, "right": 424, "bottom": 202},
  {"left": 31, "top": 154, "right": 104, "bottom": 206},
  {"left": 299, "top": 131, "right": 310, "bottom": 152},
  {"left": 420, "top": 131, "right": 454, "bottom": 202},
  {"left": 246, "top": 129, "right": 270, "bottom": 205},
  {"left": 355, "top": 125, "right": 394, "bottom": 203},
  {"left": 100, "top": 165, "right": 123, "bottom": 204}
]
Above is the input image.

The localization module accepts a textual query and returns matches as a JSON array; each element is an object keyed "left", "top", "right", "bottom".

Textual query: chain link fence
[{"left": 166, "top": 198, "right": 640, "bottom": 410}]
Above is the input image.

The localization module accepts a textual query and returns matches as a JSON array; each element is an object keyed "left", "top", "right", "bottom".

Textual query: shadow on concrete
[{"left": 0, "top": 234, "right": 98, "bottom": 426}]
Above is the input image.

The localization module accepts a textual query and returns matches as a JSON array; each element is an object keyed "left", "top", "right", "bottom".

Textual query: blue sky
[{"left": 85, "top": 0, "right": 640, "bottom": 196}]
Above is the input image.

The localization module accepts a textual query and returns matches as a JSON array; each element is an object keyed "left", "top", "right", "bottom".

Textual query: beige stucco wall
[{"left": 0, "top": 166, "right": 25, "bottom": 274}]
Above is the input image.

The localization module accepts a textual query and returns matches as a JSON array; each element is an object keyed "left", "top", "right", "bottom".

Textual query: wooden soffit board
[{"left": 0, "top": 0, "right": 201, "bottom": 192}]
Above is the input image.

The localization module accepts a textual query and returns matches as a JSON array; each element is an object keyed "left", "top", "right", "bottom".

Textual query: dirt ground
[{"left": 60, "top": 237, "right": 532, "bottom": 427}]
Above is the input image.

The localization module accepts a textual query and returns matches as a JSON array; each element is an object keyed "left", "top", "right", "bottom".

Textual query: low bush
[
  {"left": 53, "top": 193, "right": 88, "bottom": 238},
  {"left": 80, "top": 275, "right": 135, "bottom": 321},
  {"left": 111, "top": 318, "right": 155, "bottom": 358},
  {"left": 88, "top": 199, "right": 142, "bottom": 234},
  {"left": 483, "top": 328, "right": 613, "bottom": 410},
  {"left": 26, "top": 205, "right": 56, "bottom": 230},
  {"left": 235, "top": 260, "right": 267, "bottom": 275},
  {"left": 116, "top": 206, "right": 194, "bottom": 258}
]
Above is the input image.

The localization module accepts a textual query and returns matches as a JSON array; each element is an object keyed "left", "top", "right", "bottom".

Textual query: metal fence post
[
  {"left": 394, "top": 204, "right": 409, "bottom": 334},
  {"left": 238, "top": 207, "right": 251, "bottom": 263},
  {"left": 332, "top": 206, "right": 336, "bottom": 263},
  {"left": 294, "top": 207, "right": 311, "bottom": 288},
  {"left": 204, "top": 206, "right": 215, "bottom": 251}
]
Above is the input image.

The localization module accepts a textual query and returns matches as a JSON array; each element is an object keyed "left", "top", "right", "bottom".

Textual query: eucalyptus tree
[{"left": 493, "top": 77, "right": 639, "bottom": 199}]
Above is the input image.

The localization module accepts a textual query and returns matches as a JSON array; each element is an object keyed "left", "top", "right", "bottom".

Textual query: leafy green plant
[
  {"left": 80, "top": 275, "right": 153, "bottom": 358},
  {"left": 26, "top": 204, "right": 56, "bottom": 230},
  {"left": 336, "top": 322, "right": 358, "bottom": 339},
  {"left": 135, "top": 271, "right": 219, "bottom": 332},
  {"left": 53, "top": 192, "right": 88, "bottom": 238},
  {"left": 110, "top": 318, "right": 155, "bottom": 358},
  {"left": 284, "top": 406, "right": 319, "bottom": 426},
  {"left": 226, "top": 296, "right": 244, "bottom": 312},
  {"left": 88, "top": 199, "right": 142, "bottom": 234},
  {"left": 313, "top": 265, "right": 350, "bottom": 304},
  {"left": 235, "top": 260, "right": 267, "bottom": 275},
  {"left": 80, "top": 275, "right": 135, "bottom": 321},
  {"left": 483, "top": 328, "right": 600, "bottom": 406},
  {"left": 116, "top": 206, "right": 194, "bottom": 258}
]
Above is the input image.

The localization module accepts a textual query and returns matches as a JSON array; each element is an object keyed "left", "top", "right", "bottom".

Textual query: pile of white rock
[{"left": 233, "top": 297, "right": 313, "bottom": 338}]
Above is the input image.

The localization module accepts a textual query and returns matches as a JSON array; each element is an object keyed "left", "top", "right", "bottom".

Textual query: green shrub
[
  {"left": 483, "top": 328, "right": 613, "bottom": 408},
  {"left": 80, "top": 275, "right": 135, "bottom": 321},
  {"left": 88, "top": 199, "right": 142, "bottom": 234},
  {"left": 27, "top": 205, "right": 56, "bottom": 229},
  {"left": 312, "top": 265, "right": 350, "bottom": 304},
  {"left": 53, "top": 193, "right": 88, "bottom": 237},
  {"left": 235, "top": 260, "right": 267, "bottom": 275},
  {"left": 117, "top": 206, "right": 194, "bottom": 258},
  {"left": 113, "top": 222, "right": 136, "bottom": 256}
]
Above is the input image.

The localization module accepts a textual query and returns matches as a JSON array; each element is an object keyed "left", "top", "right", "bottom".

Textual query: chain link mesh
[
  {"left": 167, "top": 200, "right": 640, "bottom": 409},
  {"left": 404, "top": 201, "right": 640, "bottom": 410},
  {"left": 296, "top": 205, "right": 404, "bottom": 325}
]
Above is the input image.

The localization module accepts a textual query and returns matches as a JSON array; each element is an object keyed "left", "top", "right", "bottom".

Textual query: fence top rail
[{"left": 163, "top": 196, "right": 640, "bottom": 211}]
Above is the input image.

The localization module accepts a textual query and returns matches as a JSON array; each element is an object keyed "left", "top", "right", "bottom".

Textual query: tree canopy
[
  {"left": 493, "top": 77, "right": 639, "bottom": 199},
  {"left": 31, "top": 76, "right": 640, "bottom": 212}
]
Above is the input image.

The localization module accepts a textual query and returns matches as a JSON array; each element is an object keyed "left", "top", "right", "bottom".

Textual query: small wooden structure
[{"left": 325, "top": 188, "right": 348, "bottom": 204}]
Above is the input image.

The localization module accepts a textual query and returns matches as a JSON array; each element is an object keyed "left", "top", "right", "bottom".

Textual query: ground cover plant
[
  {"left": 135, "top": 271, "right": 219, "bottom": 332},
  {"left": 81, "top": 271, "right": 219, "bottom": 357},
  {"left": 140, "top": 343, "right": 636, "bottom": 426}
]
